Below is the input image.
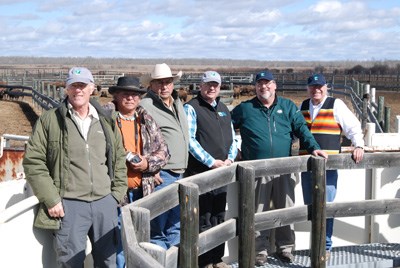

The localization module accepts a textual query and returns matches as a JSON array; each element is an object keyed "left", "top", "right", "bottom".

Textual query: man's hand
[
  {"left": 311, "top": 149, "right": 328, "bottom": 159},
  {"left": 224, "top": 159, "right": 233, "bottom": 166},
  {"left": 352, "top": 147, "right": 364, "bottom": 164},
  {"left": 129, "top": 155, "right": 149, "bottom": 172},
  {"left": 48, "top": 202, "right": 64, "bottom": 218},
  {"left": 212, "top": 159, "right": 226, "bottom": 169},
  {"left": 154, "top": 172, "right": 163, "bottom": 186}
]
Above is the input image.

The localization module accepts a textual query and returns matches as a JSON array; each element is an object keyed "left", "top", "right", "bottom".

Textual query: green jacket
[
  {"left": 23, "top": 99, "right": 127, "bottom": 229},
  {"left": 232, "top": 95, "right": 321, "bottom": 160}
]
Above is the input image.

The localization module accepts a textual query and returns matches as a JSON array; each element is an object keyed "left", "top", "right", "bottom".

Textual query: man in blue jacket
[{"left": 231, "top": 70, "right": 327, "bottom": 265}]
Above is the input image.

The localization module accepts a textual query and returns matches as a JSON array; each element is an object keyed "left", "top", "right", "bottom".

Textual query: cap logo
[
  {"left": 314, "top": 76, "right": 318, "bottom": 80},
  {"left": 74, "top": 69, "right": 82, "bottom": 75}
]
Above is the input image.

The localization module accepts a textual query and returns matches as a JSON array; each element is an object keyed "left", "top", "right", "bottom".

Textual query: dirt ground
[{"left": 0, "top": 91, "right": 399, "bottom": 139}]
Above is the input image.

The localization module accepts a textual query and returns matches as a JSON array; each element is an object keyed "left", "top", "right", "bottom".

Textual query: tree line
[{"left": 0, "top": 56, "right": 399, "bottom": 75}]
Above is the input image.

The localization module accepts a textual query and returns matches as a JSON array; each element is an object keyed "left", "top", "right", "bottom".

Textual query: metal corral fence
[
  {"left": 1, "top": 71, "right": 397, "bottom": 132},
  {"left": 120, "top": 153, "right": 400, "bottom": 268}
]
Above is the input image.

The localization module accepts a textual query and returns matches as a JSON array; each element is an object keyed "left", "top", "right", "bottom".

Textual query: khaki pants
[{"left": 254, "top": 174, "right": 295, "bottom": 254}]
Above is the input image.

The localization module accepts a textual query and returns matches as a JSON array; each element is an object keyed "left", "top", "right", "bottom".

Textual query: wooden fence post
[
  {"left": 384, "top": 106, "right": 391, "bottom": 133},
  {"left": 310, "top": 156, "right": 327, "bottom": 268},
  {"left": 378, "top": 96, "right": 384, "bottom": 127},
  {"left": 362, "top": 96, "right": 369, "bottom": 130},
  {"left": 237, "top": 164, "right": 255, "bottom": 268},
  {"left": 59, "top": 87, "right": 64, "bottom": 101},
  {"left": 179, "top": 181, "right": 199, "bottom": 268},
  {"left": 41, "top": 81, "right": 45, "bottom": 94},
  {"left": 52, "top": 85, "right": 57, "bottom": 99},
  {"left": 46, "top": 83, "right": 50, "bottom": 97},
  {"left": 355, "top": 81, "right": 360, "bottom": 96}
]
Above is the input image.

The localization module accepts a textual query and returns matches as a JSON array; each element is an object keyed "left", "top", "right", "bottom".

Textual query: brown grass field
[{"left": 0, "top": 89, "right": 399, "bottom": 139}]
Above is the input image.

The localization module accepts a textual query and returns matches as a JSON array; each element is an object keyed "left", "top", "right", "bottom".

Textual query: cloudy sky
[{"left": 1, "top": 0, "right": 399, "bottom": 61}]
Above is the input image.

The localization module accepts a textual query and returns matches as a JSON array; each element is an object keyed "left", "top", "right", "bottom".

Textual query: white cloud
[{"left": 0, "top": 0, "right": 398, "bottom": 60}]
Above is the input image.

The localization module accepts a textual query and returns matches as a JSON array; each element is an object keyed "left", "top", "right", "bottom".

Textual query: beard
[{"left": 258, "top": 91, "right": 272, "bottom": 101}]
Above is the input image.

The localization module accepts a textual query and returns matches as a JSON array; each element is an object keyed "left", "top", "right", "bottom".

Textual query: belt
[
  {"left": 169, "top": 168, "right": 186, "bottom": 174},
  {"left": 128, "top": 187, "right": 141, "bottom": 191}
]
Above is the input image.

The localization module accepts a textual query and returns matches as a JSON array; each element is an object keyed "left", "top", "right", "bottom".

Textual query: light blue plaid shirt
[{"left": 184, "top": 101, "right": 238, "bottom": 168}]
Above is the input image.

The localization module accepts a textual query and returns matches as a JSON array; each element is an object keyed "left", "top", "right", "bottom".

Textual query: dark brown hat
[{"left": 108, "top": 76, "right": 147, "bottom": 94}]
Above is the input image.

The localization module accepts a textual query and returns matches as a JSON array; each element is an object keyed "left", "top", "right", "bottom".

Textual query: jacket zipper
[
  {"left": 86, "top": 143, "right": 93, "bottom": 198},
  {"left": 267, "top": 112, "right": 273, "bottom": 157}
]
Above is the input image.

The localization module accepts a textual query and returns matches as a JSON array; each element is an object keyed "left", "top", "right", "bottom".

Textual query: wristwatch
[{"left": 355, "top": 146, "right": 364, "bottom": 150}]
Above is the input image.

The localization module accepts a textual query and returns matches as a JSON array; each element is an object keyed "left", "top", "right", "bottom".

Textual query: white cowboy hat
[{"left": 140, "top": 63, "right": 182, "bottom": 87}]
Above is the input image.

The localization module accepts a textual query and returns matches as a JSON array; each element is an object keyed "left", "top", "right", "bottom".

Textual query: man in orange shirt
[{"left": 105, "top": 76, "right": 170, "bottom": 268}]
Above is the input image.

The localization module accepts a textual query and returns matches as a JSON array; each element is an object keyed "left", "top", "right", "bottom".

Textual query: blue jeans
[
  {"left": 150, "top": 170, "right": 182, "bottom": 249},
  {"left": 117, "top": 188, "right": 143, "bottom": 268},
  {"left": 301, "top": 170, "right": 338, "bottom": 251}
]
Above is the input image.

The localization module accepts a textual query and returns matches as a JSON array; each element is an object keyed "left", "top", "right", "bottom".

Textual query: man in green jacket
[
  {"left": 23, "top": 67, "right": 127, "bottom": 267},
  {"left": 231, "top": 70, "right": 327, "bottom": 266}
]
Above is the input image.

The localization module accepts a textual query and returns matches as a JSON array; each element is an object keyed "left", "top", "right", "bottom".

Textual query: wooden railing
[{"left": 120, "top": 152, "right": 400, "bottom": 268}]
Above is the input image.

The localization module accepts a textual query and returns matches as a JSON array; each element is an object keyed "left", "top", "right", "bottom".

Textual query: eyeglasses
[
  {"left": 203, "top": 82, "right": 220, "bottom": 88},
  {"left": 120, "top": 92, "right": 141, "bottom": 98},
  {"left": 257, "top": 80, "right": 275, "bottom": 87},
  {"left": 67, "top": 82, "right": 91, "bottom": 90},
  {"left": 152, "top": 78, "right": 174, "bottom": 86}
]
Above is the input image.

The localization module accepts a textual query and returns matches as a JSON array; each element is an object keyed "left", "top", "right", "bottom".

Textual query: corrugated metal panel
[
  {"left": 230, "top": 243, "right": 400, "bottom": 267},
  {"left": 0, "top": 149, "right": 25, "bottom": 182}
]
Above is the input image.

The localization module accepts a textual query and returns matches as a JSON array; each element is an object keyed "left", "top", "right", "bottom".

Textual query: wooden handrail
[{"left": 121, "top": 147, "right": 400, "bottom": 268}]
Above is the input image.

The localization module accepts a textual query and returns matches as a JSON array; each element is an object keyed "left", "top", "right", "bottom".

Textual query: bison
[
  {"left": 178, "top": 87, "right": 188, "bottom": 103},
  {"left": 233, "top": 86, "right": 241, "bottom": 99}
]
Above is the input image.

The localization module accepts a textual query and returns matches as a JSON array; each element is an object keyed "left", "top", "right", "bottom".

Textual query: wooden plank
[
  {"left": 139, "top": 242, "right": 166, "bottom": 266},
  {"left": 130, "top": 207, "right": 150, "bottom": 243},
  {"left": 254, "top": 199, "right": 400, "bottom": 231},
  {"left": 198, "top": 219, "right": 236, "bottom": 255},
  {"left": 165, "top": 246, "right": 179, "bottom": 268},
  {"left": 121, "top": 206, "right": 137, "bottom": 265},
  {"left": 248, "top": 155, "right": 310, "bottom": 177},
  {"left": 237, "top": 164, "right": 255, "bottom": 268},
  {"left": 179, "top": 182, "right": 199, "bottom": 268},
  {"left": 327, "top": 199, "right": 400, "bottom": 218},
  {"left": 254, "top": 205, "right": 309, "bottom": 231},
  {"left": 183, "top": 165, "right": 236, "bottom": 194},
  {"left": 132, "top": 183, "right": 180, "bottom": 219},
  {"left": 125, "top": 245, "right": 163, "bottom": 268},
  {"left": 327, "top": 152, "right": 400, "bottom": 170}
]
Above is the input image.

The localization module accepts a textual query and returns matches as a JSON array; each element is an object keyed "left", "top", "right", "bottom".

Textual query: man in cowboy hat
[
  {"left": 140, "top": 63, "right": 189, "bottom": 249},
  {"left": 105, "top": 76, "right": 170, "bottom": 267}
]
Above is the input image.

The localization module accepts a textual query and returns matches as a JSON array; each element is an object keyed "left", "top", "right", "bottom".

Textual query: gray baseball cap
[
  {"left": 66, "top": 67, "right": 94, "bottom": 87},
  {"left": 202, "top": 71, "right": 221, "bottom": 85}
]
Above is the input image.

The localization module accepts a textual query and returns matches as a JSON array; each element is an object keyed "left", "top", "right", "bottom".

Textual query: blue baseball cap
[
  {"left": 255, "top": 71, "right": 274, "bottom": 83},
  {"left": 307, "top": 74, "right": 326, "bottom": 86}
]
